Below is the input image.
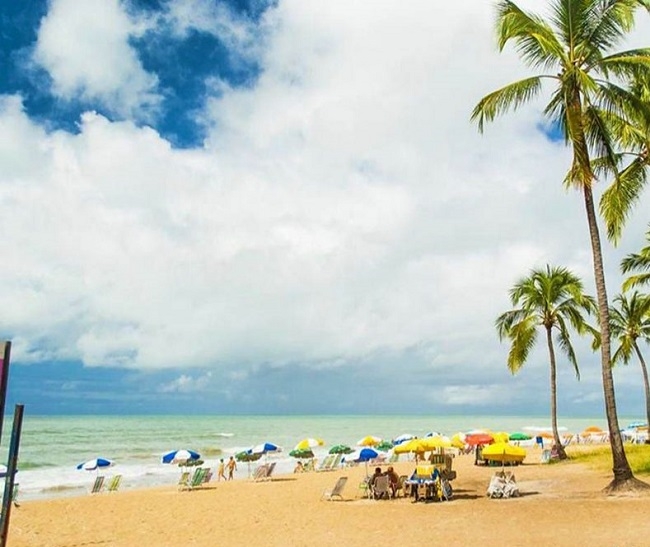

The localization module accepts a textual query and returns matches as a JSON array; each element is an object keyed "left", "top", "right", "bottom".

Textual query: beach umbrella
[
  {"left": 289, "top": 448, "right": 314, "bottom": 459},
  {"left": 509, "top": 432, "right": 532, "bottom": 441},
  {"left": 294, "top": 438, "right": 324, "bottom": 451},
  {"left": 465, "top": 433, "right": 494, "bottom": 446},
  {"left": 375, "top": 440, "right": 394, "bottom": 452},
  {"left": 328, "top": 444, "right": 353, "bottom": 455},
  {"left": 346, "top": 447, "right": 381, "bottom": 477},
  {"left": 421, "top": 435, "right": 452, "bottom": 451},
  {"left": 77, "top": 457, "right": 114, "bottom": 471},
  {"left": 235, "top": 450, "right": 262, "bottom": 479},
  {"left": 161, "top": 449, "right": 201, "bottom": 465},
  {"left": 492, "top": 432, "right": 510, "bottom": 444},
  {"left": 481, "top": 442, "right": 526, "bottom": 465},
  {"left": 250, "top": 442, "right": 282, "bottom": 455},
  {"left": 451, "top": 433, "right": 466, "bottom": 450},
  {"left": 393, "top": 438, "right": 428, "bottom": 455},
  {"left": 235, "top": 451, "right": 262, "bottom": 463},
  {"left": 357, "top": 435, "right": 382, "bottom": 447},
  {"left": 392, "top": 433, "right": 415, "bottom": 445}
]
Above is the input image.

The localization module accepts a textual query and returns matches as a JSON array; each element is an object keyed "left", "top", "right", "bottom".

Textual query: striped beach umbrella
[
  {"left": 77, "top": 457, "right": 114, "bottom": 471},
  {"left": 294, "top": 438, "right": 324, "bottom": 451}
]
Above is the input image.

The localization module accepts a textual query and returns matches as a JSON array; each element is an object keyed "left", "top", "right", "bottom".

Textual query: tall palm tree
[
  {"left": 621, "top": 224, "right": 650, "bottom": 290},
  {"left": 496, "top": 265, "right": 597, "bottom": 460},
  {"left": 472, "top": 0, "right": 650, "bottom": 491},
  {"left": 609, "top": 291, "right": 650, "bottom": 441}
]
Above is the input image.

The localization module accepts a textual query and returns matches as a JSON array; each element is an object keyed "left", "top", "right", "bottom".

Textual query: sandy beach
[{"left": 6, "top": 447, "right": 649, "bottom": 547}]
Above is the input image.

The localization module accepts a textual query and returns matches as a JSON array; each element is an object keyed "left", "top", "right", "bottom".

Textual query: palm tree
[
  {"left": 472, "top": 0, "right": 650, "bottom": 491},
  {"left": 610, "top": 291, "right": 650, "bottom": 441},
  {"left": 621, "top": 224, "right": 650, "bottom": 290},
  {"left": 496, "top": 265, "right": 597, "bottom": 460}
]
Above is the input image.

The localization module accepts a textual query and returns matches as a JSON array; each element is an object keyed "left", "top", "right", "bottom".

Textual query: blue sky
[{"left": 1, "top": 0, "right": 650, "bottom": 416}]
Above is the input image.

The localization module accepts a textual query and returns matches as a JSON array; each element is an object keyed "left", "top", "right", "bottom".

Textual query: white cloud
[
  {"left": 2, "top": 0, "right": 650, "bottom": 417},
  {"left": 158, "top": 372, "right": 213, "bottom": 393},
  {"left": 32, "top": 0, "right": 161, "bottom": 119}
]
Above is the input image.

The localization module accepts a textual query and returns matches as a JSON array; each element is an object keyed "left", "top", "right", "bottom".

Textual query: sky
[{"left": 1, "top": 0, "right": 650, "bottom": 416}]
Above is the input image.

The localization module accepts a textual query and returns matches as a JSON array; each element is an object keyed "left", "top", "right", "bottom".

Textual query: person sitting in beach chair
[
  {"left": 369, "top": 467, "right": 383, "bottom": 490},
  {"left": 385, "top": 466, "right": 400, "bottom": 498}
]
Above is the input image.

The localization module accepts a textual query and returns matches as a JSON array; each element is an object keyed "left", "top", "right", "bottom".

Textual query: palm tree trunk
[
  {"left": 546, "top": 326, "right": 567, "bottom": 459},
  {"left": 582, "top": 186, "right": 634, "bottom": 486},
  {"left": 632, "top": 343, "right": 650, "bottom": 444}
]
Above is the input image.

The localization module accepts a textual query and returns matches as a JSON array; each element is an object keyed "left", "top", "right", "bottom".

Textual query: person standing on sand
[
  {"left": 217, "top": 458, "right": 226, "bottom": 481},
  {"left": 226, "top": 456, "right": 237, "bottom": 480}
]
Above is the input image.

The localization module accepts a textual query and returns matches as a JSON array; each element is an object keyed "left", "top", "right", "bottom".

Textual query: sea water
[{"left": 0, "top": 414, "right": 637, "bottom": 501}]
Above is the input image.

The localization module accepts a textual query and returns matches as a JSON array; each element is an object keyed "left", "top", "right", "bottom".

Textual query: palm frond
[
  {"left": 497, "top": 0, "right": 566, "bottom": 68},
  {"left": 600, "top": 156, "right": 649, "bottom": 243},
  {"left": 471, "top": 77, "right": 545, "bottom": 132},
  {"left": 506, "top": 318, "right": 538, "bottom": 374},
  {"left": 555, "top": 316, "right": 580, "bottom": 379},
  {"left": 582, "top": 0, "right": 648, "bottom": 57},
  {"left": 622, "top": 273, "right": 650, "bottom": 290}
]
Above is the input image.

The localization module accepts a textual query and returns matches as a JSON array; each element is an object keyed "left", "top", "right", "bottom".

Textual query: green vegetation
[{"left": 568, "top": 445, "right": 650, "bottom": 475}]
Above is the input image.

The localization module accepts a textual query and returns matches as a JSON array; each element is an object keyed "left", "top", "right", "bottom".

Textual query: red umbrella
[{"left": 465, "top": 433, "right": 494, "bottom": 446}]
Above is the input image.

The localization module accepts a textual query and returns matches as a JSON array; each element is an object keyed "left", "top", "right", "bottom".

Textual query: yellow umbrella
[
  {"left": 451, "top": 433, "right": 466, "bottom": 450},
  {"left": 294, "top": 438, "right": 324, "bottom": 451},
  {"left": 393, "top": 439, "right": 428, "bottom": 454},
  {"left": 492, "top": 432, "right": 510, "bottom": 444},
  {"left": 357, "top": 435, "right": 382, "bottom": 447},
  {"left": 481, "top": 442, "right": 526, "bottom": 464},
  {"left": 421, "top": 436, "right": 452, "bottom": 450}
]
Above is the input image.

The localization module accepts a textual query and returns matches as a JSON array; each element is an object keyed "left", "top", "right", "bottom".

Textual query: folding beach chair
[
  {"left": 321, "top": 476, "right": 348, "bottom": 501},
  {"left": 107, "top": 475, "right": 122, "bottom": 493},
  {"left": 371, "top": 475, "right": 390, "bottom": 500},
  {"left": 177, "top": 471, "right": 191, "bottom": 491},
  {"left": 90, "top": 476, "right": 105, "bottom": 494}
]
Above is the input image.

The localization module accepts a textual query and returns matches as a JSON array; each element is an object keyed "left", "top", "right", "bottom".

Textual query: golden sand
[{"left": 6, "top": 450, "right": 649, "bottom": 547}]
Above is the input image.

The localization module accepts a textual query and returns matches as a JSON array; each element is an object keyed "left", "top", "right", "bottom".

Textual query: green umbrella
[
  {"left": 375, "top": 440, "right": 394, "bottom": 452},
  {"left": 235, "top": 451, "right": 262, "bottom": 463},
  {"left": 509, "top": 432, "right": 531, "bottom": 441},
  {"left": 328, "top": 444, "right": 353, "bottom": 455},
  {"left": 289, "top": 449, "right": 314, "bottom": 459}
]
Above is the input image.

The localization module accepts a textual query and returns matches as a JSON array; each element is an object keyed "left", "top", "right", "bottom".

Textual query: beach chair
[
  {"left": 177, "top": 471, "right": 191, "bottom": 490},
  {"left": 371, "top": 475, "right": 390, "bottom": 500},
  {"left": 321, "top": 476, "right": 348, "bottom": 501},
  {"left": 264, "top": 462, "right": 277, "bottom": 481},
  {"left": 358, "top": 477, "right": 371, "bottom": 498},
  {"left": 317, "top": 454, "right": 335, "bottom": 472},
  {"left": 90, "top": 476, "right": 105, "bottom": 494},
  {"left": 189, "top": 468, "right": 207, "bottom": 489},
  {"left": 201, "top": 468, "right": 213, "bottom": 484},
  {"left": 252, "top": 464, "right": 269, "bottom": 481},
  {"left": 107, "top": 475, "right": 122, "bottom": 493}
]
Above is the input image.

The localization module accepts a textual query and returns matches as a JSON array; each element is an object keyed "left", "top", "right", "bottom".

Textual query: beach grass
[{"left": 567, "top": 444, "right": 650, "bottom": 475}]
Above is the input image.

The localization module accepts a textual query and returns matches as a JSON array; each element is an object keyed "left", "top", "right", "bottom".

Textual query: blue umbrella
[
  {"left": 249, "top": 442, "right": 281, "bottom": 455},
  {"left": 77, "top": 457, "right": 114, "bottom": 471},
  {"left": 345, "top": 447, "right": 380, "bottom": 477},
  {"left": 161, "top": 449, "right": 201, "bottom": 465},
  {"left": 352, "top": 447, "right": 380, "bottom": 462}
]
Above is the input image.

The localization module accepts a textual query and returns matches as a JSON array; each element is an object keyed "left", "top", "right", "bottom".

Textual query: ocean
[{"left": 0, "top": 414, "right": 637, "bottom": 501}]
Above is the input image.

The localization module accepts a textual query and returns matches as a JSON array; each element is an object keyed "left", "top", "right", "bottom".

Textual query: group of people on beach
[
  {"left": 216, "top": 456, "right": 237, "bottom": 481},
  {"left": 369, "top": 466, "right": 400, "bottom": 498}
]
